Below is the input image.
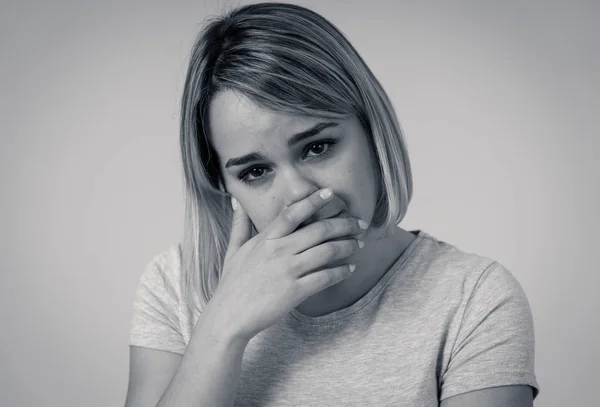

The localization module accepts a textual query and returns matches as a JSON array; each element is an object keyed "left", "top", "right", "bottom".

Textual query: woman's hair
[{"left": 179, "top": 2, "right": 413, "bottom": 313}]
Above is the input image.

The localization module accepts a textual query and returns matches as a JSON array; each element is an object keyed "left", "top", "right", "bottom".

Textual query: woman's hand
[{"left": 209, "top": 188, "right": 366, "bottom": 343}]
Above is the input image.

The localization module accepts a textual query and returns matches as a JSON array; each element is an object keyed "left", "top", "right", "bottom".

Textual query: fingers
[
  {"left": 295, "top": 263, "right": 355, "bottom": 296},
  {"left": 225, "top": 197, "right": 253, "bottom": 263},
  {"left": 265, "top": 188, "right": 334, "bottom": 239},
  {"left": 280, "top": 217, "right": 366, "bottom": 255},
  {"left": 291, "top": 238, "right": 362, "bottom": 276}
]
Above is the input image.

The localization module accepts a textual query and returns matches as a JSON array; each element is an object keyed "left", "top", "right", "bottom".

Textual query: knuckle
[
  {"left": 342, "top": 219, "right": 355, "bottom": 234},
  {"left": 341, "top": 241, "right": 355, "bottom": 256},
  {"left": 231, "top": 215, "right": 245, "bottom": 228},
  {"left": 315, "top": 221, "right": 330, "bottom": 237},
  {"left": 323, "top": 243, "right": 337, "bottom": 259},
  {"left": 262, "top": 239, "right": 280, "bottom": 258},
  {"left": 281, "top": 207, "right": 296, "bottom": 224},
  {"left": 287, "top": 259, "right": 302, "bottom": 275},
  {"left": 268, "top": 248, "right": 280, "bottom": 259}
]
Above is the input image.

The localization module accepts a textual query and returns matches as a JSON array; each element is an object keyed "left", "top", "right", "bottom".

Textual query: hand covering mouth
[{"left": 298, "top": 209, "right": 345, "bottom": 229}]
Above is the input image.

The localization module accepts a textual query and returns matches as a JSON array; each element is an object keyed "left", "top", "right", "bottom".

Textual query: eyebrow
[{"left": 224, "top": 121, "right": 339, "bottom": 169}]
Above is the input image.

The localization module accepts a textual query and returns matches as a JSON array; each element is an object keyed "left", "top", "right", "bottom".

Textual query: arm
[
  {"left": 125, "top": 346, "right": 181, "bottom": 407},
  {"left": 157, "top": 306, "right": 249, "bottom": 407},
  {"left": 440, "top": 385, "right": 533, "bottom": 407},
  {"left": 125, "top": 252, "right": 249, "bottom": 407},
  {"left": 125, "top": 304, "right": 249, "bottom": 407},
  {"left": 439, "top": 261, "right": 539, "bottom": 402}
]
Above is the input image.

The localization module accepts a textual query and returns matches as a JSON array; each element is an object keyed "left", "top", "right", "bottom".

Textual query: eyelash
[{"left": 237, "top": 139, "right": 339, "bottom": 185}]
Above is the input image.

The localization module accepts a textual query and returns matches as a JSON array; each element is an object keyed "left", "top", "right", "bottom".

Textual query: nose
[{"left": 280, "top": 166, "right": 319, "bottom": 208}]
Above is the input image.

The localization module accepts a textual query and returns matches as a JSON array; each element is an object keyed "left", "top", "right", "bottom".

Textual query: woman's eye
[
  {"left": 304, "top": 139, "right": 337, "bottom": 158},
  {"left": 308, "top": 143, "right": 326, "bottom": 155},
  {"left": 238, "top": 167, "right": 269, "bottom": 184},
  {"left": 237, "top": 139, "right": 338, "bottom": 186},
  {"left": 249, "top": 168, "right": 265, "bottom": 177}
]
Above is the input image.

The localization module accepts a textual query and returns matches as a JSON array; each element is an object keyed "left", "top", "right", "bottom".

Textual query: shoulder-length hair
[{"left": 179, "top": 2, "right": 413, "bottom": 313}]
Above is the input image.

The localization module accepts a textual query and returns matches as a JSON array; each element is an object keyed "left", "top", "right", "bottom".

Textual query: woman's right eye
[{"left": 238, "top": 166, "right": 270, "bottom": 185}]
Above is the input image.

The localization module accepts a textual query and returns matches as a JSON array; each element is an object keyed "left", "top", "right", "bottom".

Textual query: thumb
[{"left": 225, "top": 197, "right": 252, "bottom": 260}]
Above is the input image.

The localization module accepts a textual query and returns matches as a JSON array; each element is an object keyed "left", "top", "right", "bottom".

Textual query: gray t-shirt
[{"left": 130, "top": 230, "right": 539, "bottom": 405}]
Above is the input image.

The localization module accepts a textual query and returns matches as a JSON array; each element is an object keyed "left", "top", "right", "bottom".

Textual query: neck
[
  {"left": 294, "top": 224, "right": 416, "bottom": 317},
  {"left": 351, "top": 223, "right": 414, "bottom": 272}
]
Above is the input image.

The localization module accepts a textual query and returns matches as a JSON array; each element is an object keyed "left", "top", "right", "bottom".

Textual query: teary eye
[
  {"left": 303, "top": 139, "right": 338, "bottom": 159},
  {"left": 307, "top": 143, "right": 326, "bottom": 155},
  {"left": 238, "top": 166, "right": 270, "bottom": 185},
  {"left": 237, "top": 139, "right": 339, "bottom": 186}
]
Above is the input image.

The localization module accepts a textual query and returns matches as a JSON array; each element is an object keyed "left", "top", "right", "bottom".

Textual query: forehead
[{"left": 208, "top": 90, "right": 336, "bottom": 155}]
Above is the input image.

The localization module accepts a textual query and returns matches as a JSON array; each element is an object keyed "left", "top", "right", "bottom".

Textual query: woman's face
[{"left": 208, "top": 90, "right": 380, "bottom": 232}]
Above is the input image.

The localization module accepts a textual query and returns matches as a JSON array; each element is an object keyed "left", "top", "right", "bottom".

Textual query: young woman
[{"left": 125, "top": 3, "right": 539, "bottom": 406}]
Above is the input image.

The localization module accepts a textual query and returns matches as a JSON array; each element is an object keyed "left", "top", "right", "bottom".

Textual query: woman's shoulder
[
  {"left": 411, "top": 230, "right": 521, "bottom": 295},
  {"left": 130, "top": 243, "right": 188, "bottom": 353},
  {"left": 410, "top": 232, "right": 538, "bottom": 401},
  {"left": 407, "top": 230, "right": 534, "bottom": 336},
  {"left": 414, "top": 230, "right": 496, "bottom": 268},
  {"left": 136, "top": 243, "right": 184, "bottom": 295}
]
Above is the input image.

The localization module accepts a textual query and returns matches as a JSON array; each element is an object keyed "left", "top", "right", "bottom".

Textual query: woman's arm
[
  {"left": 439, "top": 261, "right": 539, "bottom": 403},
  {"left": 125, "top": 304, "right": 249, "bottom": 407},
  {"left": 125, "top": 346, "right": 181, "bottom": 406},
  {"left": 440, "top": 385, "right": 533, "bottom": 407}
]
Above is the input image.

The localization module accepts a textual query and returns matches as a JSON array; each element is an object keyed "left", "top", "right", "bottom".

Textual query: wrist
[{"left": 197, "top": 299, "right": 250, "bottom": 348}]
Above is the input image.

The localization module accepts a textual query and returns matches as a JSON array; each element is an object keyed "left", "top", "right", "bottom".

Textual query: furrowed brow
[{"left": 224, "top": 121, "right": 339, "bottom": 168}]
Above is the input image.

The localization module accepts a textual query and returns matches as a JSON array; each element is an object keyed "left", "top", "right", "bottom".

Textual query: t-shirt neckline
[{"left": 287, "top": 229, "right": 427, "bottom": 326}]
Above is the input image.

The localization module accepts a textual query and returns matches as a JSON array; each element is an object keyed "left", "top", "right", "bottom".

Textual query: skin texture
[
  {"left": 209, "top": 91, "right": 379, "bottom": 233},
  {"left": 208, "top": 89, "right": 416, "bottom": 316}
]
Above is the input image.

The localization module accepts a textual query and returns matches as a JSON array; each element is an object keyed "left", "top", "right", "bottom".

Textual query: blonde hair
[{"left": 179, "top": 2, "right": 413, "bottom": 313}]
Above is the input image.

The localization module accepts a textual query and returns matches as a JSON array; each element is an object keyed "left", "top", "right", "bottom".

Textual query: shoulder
[
  {"left": 130, "top": 243, "right": 188, "bottom": 353},
  {"left": 137, "top": 244, "right": 183, "bottom": 293},
  {"left": 131, "top": 243, "right": 185, "bottom": 322},
  {"left": 410, "top": 232, "right": 538, "bottom": 400},
  {"left": 411, "top": 231, "right": 524, "bottom": 300}
]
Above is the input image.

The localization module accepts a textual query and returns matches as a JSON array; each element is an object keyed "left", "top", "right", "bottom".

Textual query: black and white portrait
[{"left": 2, "top": 1, "right": 598, "bottom": 406}]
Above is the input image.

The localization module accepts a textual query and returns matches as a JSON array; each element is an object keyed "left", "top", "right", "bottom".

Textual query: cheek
[
  {"left": 341, "top": 144, "right": 378, "bottom": 187},
  {"left": 346, "top": 151, "right": 380, "bottom": 207},
  {"left": 244, "top": 196, "right": 279, "bottom": 232},
  {"left": 351, "top": 167, "right": 379, "bottom": 205},
  {"left": 327, "top": 154, "right": 378, "bottom": 211}
]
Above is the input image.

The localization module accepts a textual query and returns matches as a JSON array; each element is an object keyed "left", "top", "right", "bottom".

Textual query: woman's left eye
[{"left": 304, "top": 139, "right": 337, "bottom": 159}]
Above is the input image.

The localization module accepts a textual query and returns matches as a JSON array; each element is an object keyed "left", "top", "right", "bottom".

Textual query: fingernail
[
  {"left": 349, "top": 264, "right": 356, "bottom": 273},
  {"left": 358, "top": 240, "right": 364, "bottom": 248},
  {"left": 231, "top": 197, "right": 238, "bottom": 210},
  {"left": 320, "top": 188, "right": 333, "bottom": 200},
  {"left": 358, "top": 220, "right": 369, "bottom": 229}
]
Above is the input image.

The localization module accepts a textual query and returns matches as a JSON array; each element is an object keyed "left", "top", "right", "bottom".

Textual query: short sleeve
[
  {"left": 440, "top": 261, "right": 540, "bottom": 400},
  {"left": 129, "top": 252, "right": 186, "bottom": 355}
]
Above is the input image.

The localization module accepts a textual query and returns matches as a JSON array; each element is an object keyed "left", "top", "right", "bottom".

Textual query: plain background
[{"left": 1, "top": 0, "right": 598, "bottom": 405}]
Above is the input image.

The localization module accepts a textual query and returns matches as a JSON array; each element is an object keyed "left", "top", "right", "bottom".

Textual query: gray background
[{"left": 1, "top": 0, "right": 598, "bottom": 406}]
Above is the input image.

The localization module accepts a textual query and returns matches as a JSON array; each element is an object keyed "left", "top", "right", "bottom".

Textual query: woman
[{"left": 126, "top": 3, "right": 539, "bottom": 406}]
